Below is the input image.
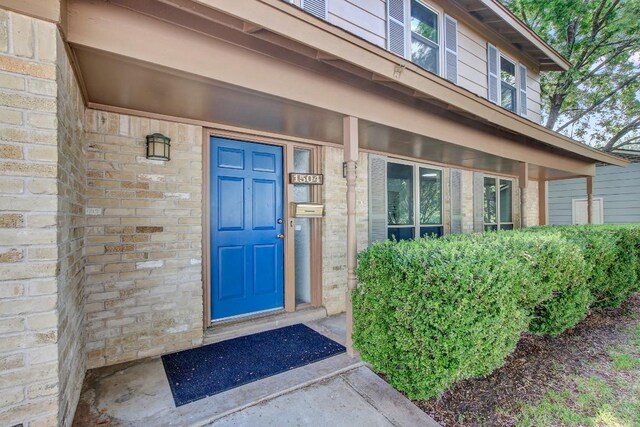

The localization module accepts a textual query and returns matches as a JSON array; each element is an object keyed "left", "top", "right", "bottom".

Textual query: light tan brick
[
  {"left": 35, "top": 21, "right": 56, "bottom": 63},
  {"left": 27, "top": 179, "right": 57, "bottom": 195},
  {"left": 28, "top": 78, "right": 56, "bottom": 97},
  {"left": 0, "top": 195, "right": 56, "bottom": 212},
  {"left": 26, "top": 145, "right": 57, "bottom": 162},
  {"left": 0, "top": 109, "right": 22, "bottom": 125},
  {"left": 0, "top": 262, "right": 56, "bottom": 280},
  {"left": 0, "top": 72, "right": 24, "bottom": 90},
  {"left": 0, "top": 353, "right": 23, "bottom": 371},
  {"left": 0, "top": 178, "right": 23, "bottom": 194},
  {"left": 11, "top": 14, "right": 34, "bottom": 58},
  {"left": 0, "top": 386, "right": 24, "bottom": 407},
  {"left": 0, "top": 213, "right": 23, "bottom": 228},
  {"left": 27, "top": 112, "right": 56, "bottom": 129},
  {"left": 0, "top": 11, "right": 7, "bottom": 53},
  {"left": 0, "top": 248, "right": 23, "bottom": 262},
  {"left": 0, "top": 92, "right": 56, "bottom": 111},
  {"left": 0, "top": 54, "right": 56, "bottom": 79},
  {"left": 0, "top": 317, "right": 24, "bottom": 334},
  {"left": 0, "top": 143, "right": 22, "bottom": 159}
]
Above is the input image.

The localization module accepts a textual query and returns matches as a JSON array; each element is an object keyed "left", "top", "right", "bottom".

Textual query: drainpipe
[{"left": 344, "top": 116, "right": 358, "bottom": 357}]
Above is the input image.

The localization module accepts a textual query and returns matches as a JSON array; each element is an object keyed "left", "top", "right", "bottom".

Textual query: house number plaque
[{"left": 289, "top": 173, "right": 323, "bottom": 185}]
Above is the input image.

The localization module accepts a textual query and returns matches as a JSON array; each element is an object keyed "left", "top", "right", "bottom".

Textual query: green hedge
[{"left": 353, "top": 225, "right": 640, "bottom": 400}]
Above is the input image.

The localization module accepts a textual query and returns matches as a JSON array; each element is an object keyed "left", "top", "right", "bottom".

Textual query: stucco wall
[
  {"left": 83, "top": 110, "right": 204, "bottom": 369},
  {"left": 321, "top": 147, "right": 368, "bottom": 315},
  {"left": 0, "top": 11, "right": 63, "bottom": 427}
]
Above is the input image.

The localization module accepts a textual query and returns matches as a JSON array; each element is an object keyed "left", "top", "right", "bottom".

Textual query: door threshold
[
  {"left": 212, "top": 307, "right": 285, "bottom": 325},
  {"left": 204, "top": 306, "right": 327, "bottom": 345}
]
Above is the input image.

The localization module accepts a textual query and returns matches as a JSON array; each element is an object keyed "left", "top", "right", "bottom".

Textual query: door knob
[{"left": 277, "top": 233, "right": 285, "bottom": 239}]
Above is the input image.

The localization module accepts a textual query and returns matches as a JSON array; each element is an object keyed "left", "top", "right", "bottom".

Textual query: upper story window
[
  {"left": 483, "top": 176, "right": 513, "bottom": 231},
  {"left": 500, "top": 56, "right": 517, "bottom": 112},
  {"left": 488, "top": 44, "right": 528, "bottom": 117},
  {"left": 410, "top": 1, "right": 439, "bottom": 74},
  {"left": 387, "top": 0, "right": 458, "bottom": 83}
]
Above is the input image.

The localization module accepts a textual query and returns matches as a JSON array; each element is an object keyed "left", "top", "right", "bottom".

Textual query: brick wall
[
  {"left": 83, "top": 110, "right": 203, "bottom": 368},
  {"left": 0, "top": 11, "right": 61, "bottom": 426},
  {"left": 56, "top": 32, "right": 87, "bottom": 426},
  {"left": 321, "top": 147, "right": 368, "bottom": 315}
]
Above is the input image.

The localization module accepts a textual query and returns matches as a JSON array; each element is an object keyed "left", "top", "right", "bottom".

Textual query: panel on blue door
[
  {"left": 218, "top": 177, "right": 244, "bottom": 231},
  {"left": 218, "top": 246, "right": 245, "bottom": 300},
  {"left": 253, "top": 152, "right": 276, "bottom": 172},
  {"left": 211, "top": 137, "right": 284, "bottom": 320},
  {"left": 252, "top": 179, "right": 276, "bottom": 230},
  {"left": 217, "top": 147, "right": 244, "bottom": 169},
  {"left": 253, "top": 244, "right": 277, "bottom": 295}
]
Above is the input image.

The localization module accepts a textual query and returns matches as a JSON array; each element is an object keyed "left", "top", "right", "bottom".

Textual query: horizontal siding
[
  {"left": 457, "top": 23, "right": 488, "bottom": 96},
  {"left": 327, "top": 0, "right": 386, "bottom": 48},
  {"left": 548, "top": 163, "right": 640, "bottom": 224}
]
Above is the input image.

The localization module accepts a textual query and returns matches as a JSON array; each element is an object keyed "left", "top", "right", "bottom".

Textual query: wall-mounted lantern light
[{"left": 145, "top": 133, "right": 171, "bottom": 161}]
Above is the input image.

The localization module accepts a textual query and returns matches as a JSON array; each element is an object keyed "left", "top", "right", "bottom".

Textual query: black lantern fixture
[{"left": 145, "top": 133, "right": 171, "bottom": 161}]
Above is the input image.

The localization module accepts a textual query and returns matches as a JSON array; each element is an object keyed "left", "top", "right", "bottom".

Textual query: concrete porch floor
[{"left": 72, "top": 314, "right": 439, "bottom": 427}]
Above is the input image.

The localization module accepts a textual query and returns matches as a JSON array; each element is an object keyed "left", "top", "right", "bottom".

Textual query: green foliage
[
  {"left": 353, "top": 225, "right": 640, "bottom": 399},
  {"left": 501, "top": 0, "right": 640, "bottom": 152}
]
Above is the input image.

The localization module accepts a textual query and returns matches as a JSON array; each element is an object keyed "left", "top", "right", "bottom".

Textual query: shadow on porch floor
[{"left": 72, "top": 314, "right": 439, "bottom": 427}]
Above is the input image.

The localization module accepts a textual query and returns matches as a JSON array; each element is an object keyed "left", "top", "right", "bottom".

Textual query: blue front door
[{"left": 210, "top": 137, "right": 285, "bottom": 320}]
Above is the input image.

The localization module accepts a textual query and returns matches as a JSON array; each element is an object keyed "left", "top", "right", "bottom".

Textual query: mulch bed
[{"left": 415, "top": 293, "right": 640, "bottom": 426}]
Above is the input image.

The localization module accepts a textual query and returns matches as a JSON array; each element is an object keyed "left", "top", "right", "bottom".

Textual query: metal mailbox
[{"left": 290, "top": 202, "right": 324, "bottom": 218}]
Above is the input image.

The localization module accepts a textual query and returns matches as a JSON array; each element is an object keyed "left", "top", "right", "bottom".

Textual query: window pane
[
  {"left": 500, "top": 57, "right": 516, "bottom": 86},
  {"left": 387, "top": 163, "right": 414, "bottom": 225},
  {"left": 420, "top": 226, "right": 443, "bottom": 238},
  {"left": 411, "top": 1, "right": 438, "bottom": 43},
  {"left": 411, "top": 37, "right": 438, "bottom": 73},
  {"left": 499, "top": 224, "right": 514, "bottom": 231},
  {"left": 293, "top": 148, "right": 312, "bottom": 305},
  {"left": 483, "top": 177, "right": 497, "bottom": 224},
  {"left": 499, "top": 179, "right": 513, "bottom": 223},
  {"left": 484, "top": 224, "right": 498, "bottom": 232},
  {"left": 501, "top": 83, "right": 516, "bottom": 112},
  {"left": 388, "top": 227, "right": 415, "bottom": 241},
  {"left": 419, "top": 168, "right": 442, "bottom": 225}
]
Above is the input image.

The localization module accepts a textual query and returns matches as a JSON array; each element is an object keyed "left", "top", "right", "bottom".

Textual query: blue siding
[{"left": 548, "top": 163, "right": 640, "bottom": 225}]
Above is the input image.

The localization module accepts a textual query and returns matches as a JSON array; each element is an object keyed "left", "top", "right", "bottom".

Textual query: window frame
[
  {"left": 482, "top": 175, "right": 515, "bottom": 231},
  {"left": 498, "top": 53, "right": 518, "bottom": 113},
  {"left": 406, "top": 0, "right": 444, "bottom": 77},
  {"left": 386, "top": 158, "right": 445, "bottom": 240}
]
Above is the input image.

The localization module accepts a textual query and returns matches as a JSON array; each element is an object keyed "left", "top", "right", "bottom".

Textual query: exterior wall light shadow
[{"left": 146, "top": 133, "right": 171, "bottom": 161}]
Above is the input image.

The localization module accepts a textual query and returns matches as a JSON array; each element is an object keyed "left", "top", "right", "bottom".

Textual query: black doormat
[{"left": 161, "top": 323, "right": 346, "bottom": 406}]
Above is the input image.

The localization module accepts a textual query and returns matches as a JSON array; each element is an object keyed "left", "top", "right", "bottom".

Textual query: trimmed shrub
[{"left": 353, "top": 225, "right": 640, "bottom": 400}]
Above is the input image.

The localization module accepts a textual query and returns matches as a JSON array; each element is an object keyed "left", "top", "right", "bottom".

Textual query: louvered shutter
[
  {"left": 487, "top": 43, "right": 499, "bottom": 104},
  {"left": 518, "top": 63, "right": 528, "bottom": 116},
  {"left": 369, "top": 155, "right": 388, "bottom": 244},
  {"left": 473, "top": 172, "right": 484, "bottom": 232},
  {"left": 450, "top": 169, "right": 462, "bottom": 234},
  {"left": 301, "top": 0, "right": 326, "bottom": 19},
  {"left": 444, "top": 15, "right": 458, "bottom": 84},
  {"left": 387, "top": 0, "right": 406, "bottom": 57}
]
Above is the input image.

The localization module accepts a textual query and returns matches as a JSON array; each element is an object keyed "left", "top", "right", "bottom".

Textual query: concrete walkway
[{"left": 72, "top": 314, "right": 440, "bottom": 427}]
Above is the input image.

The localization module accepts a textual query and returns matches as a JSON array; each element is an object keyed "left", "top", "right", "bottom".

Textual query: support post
[
  {"left": 343, "top": 116, "right": 359, "bottom": 357},
  {"left": 538, "top": 179, "right": 547, "bottom": 226},
  {"left": 518, "top": 162, "right": 529, "bottom": 228},
  {"left": 586, "top": 176, "right": 593, "bottom": 224}
]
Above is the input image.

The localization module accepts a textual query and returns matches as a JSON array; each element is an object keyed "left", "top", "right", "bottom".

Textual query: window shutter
[
  {"left": 301, "top": 0, "right": 326, "bottom": 19},
  {"left": 450, "top": 169, "right": 462, "bottom": 234},
  {"left": 369, "top": 155, "right": 388, "bottom": 244},
  {"left": 487, "top": 44, "right": 499, "bottom": 104},
  {"left": 518, "top": 63, "right": 528, "bottom": 116},
  {"left": 444, "top": 15, "right": 458, "bottom": 84},
  {"left": 473, "top": 172, "right": 484, "bottom": 232},
  {"left": 387, "top": 0, "right": 406, "bottom": 57}
]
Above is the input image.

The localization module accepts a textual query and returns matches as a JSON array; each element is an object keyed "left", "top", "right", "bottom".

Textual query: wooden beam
[
  {"left": 586, "top": 176, "right": 593, "bottom": 224},
  {"left": 0, "top": 0, "right": 61, "bottom": 24},
  {"left": 344, "top": 116, "right": 358, "bottom": 358}
]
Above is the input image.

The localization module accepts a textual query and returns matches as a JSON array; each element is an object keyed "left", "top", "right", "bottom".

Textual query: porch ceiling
[{"left": 65, "top": 0, "right": 611, "bottom": 180}]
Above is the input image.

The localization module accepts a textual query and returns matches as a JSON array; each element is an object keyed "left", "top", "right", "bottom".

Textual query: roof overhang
[
  {"left": 62, "top": 0, "right": 626, "bottom": 179},
  {"left": 454, "top": 0, "right": 571, "bottom": 71}
]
